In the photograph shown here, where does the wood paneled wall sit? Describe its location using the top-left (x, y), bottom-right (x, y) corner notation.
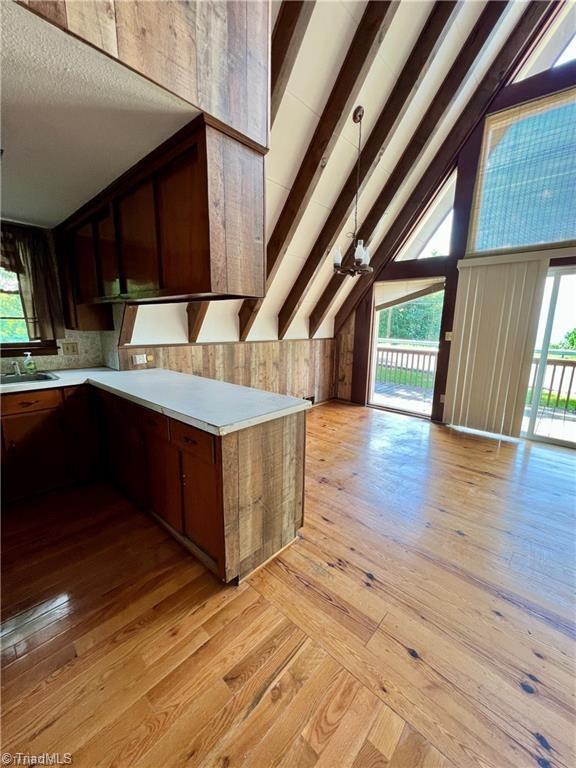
top-left (19, 0), bottom-right (269, 148)
top-left (334, 314), bottom-right (355, 401)
top-left (118, 339), bottom-right (336, 404)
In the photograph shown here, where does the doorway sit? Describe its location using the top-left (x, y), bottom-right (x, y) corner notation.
top-left (523, 267), bottom-right (576, 446)
top-left (369, 285), bottom-right (444, 417)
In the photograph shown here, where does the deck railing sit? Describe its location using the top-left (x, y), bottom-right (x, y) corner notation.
top-left (526, 356), bottom-right (576, 418)
top-left (374, 345), bottom-right (438, 391)
top-left (375, 345), bottom-right (576, 418)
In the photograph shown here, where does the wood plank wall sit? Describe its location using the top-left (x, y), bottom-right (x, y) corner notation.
top-left (19, 0), bottom-right (269, 148)
top-left (334, 314), bottom-right (355, 401)
top-left (118, 340), bottom-right (336, 404)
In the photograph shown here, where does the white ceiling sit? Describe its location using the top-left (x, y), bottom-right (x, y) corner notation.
top-left (0, 1), bottom-right (198, 227)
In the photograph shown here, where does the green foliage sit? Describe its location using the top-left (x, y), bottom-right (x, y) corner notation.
top-left (0, 266), bottom-right (29, 342)
top-left (378, 291), bottom-right (443, 341)
top-left (559, 327), bottom-right (576, 350)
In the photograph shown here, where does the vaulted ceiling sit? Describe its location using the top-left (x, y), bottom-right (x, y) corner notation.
top-left (144, 0), bottom-right (573, 346)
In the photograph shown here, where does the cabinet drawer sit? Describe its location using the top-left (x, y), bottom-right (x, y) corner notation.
top-left (137, 406), bottom-right (170, 441)
top-left (170, 419), bottom-right (215, 464)
top-left (2, 389), bottom-right (62, 415)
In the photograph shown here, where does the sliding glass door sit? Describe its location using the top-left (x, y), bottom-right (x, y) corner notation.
top-left (523, 268), bottom-right (576, 446)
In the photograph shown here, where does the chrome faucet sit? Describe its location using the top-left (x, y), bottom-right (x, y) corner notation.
top-left (11, 361), bottom-right (21, 375)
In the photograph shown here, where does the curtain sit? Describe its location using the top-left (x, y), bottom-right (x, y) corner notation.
top-left (374, 278), bottom-right (445, 312)
top-left (0, 223), bottom-right (65, 341)
top-left (444, 252), bottom-right (549, 436)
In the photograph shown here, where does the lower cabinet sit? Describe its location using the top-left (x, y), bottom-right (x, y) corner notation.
top-left (2, 386), bottom-right (305, 583)
top-left (1, 386), bottom-right (101, 502)
top-left (181, 450), bottom-right (223, 562)
top-left (145, 433), bottom-right (183, 534)
top-left (97, 391), bottom-right (225, 576)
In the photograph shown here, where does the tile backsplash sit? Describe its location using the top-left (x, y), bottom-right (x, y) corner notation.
top-left (1, 330), bottom-right (104, 373)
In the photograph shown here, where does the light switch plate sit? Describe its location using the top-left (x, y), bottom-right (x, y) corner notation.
top-left (445, 331), bottom-right (453, 342)
top-left (132, 353), bottom-right (147, 366)
top-left (61, 341), bottom-right (79, 356)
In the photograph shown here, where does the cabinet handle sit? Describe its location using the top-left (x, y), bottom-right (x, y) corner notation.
top-left (183, 436), bottom-right (197, 446)
top-left (8, 441), bottom-right (16, 450)
top-left (18, 400), bottom-right (40, 408)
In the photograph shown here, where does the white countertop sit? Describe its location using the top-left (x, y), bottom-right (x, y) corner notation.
top-left (0, 367), bottom-right (311, 435)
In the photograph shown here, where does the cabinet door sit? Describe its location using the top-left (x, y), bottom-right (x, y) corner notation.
top-left (2, 410), bottom-right (68, 501)
top-left (95, 208), bottom-right (120, 298)
top-left (98, 393), bottom-right (147, 507)
top-left (156, 148), bottom-right (210, 295)
top-left (118, 181), bottom-right (160, 296)
top-left (62, 386), bottom-right (102, 483)
top-left (72, 222), bottom-right (99, 303)
top-left (181, 452), bottom-right (223, 562)
top-left (145, 434), bottom-right (183, 533)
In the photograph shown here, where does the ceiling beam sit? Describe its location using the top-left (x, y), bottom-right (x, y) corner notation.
top-left (191, 0), bottom-right (315, 343)
top-left (333, 0), bottom-right (564, 337)
top-left (271, 0), bottom-right (317, 127)
top-left (301, 0), bottom-right (512, 340)
top-left (238, 0), bottom-right (400, 341)
top-left (277, 0), bottom-right (460, 340)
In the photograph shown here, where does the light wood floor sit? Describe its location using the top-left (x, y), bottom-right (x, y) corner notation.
top-left (2, 402), bottom-right (575, 767)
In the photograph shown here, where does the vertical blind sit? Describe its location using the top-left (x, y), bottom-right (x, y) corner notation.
top-left (444, 253), bottom-right (549, 436)
top-left (468, 87), bottom-right (576, 253)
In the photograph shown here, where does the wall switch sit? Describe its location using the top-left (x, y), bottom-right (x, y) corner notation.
top-left (132, 353), bottom-right (148, 366)
top-left (61, 341), bottom-right (79, 356)
top-left (445, 331), bottom-right (453, 342)
top-left (440, 394), bottom-right (446, 404)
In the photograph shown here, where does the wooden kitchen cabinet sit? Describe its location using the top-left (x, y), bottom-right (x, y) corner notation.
top-left (98, 393), bottom-right (148, 509)
top-left (61, 386), bottom-right (103, 483)
top-left (117, 181), bottom-right (160, 297)
top-left (56, 115), bottom-right (265, 313)
top-left (2, 384), bottom-right (305, 584)
top-left (1, 386), bottom-right (101, 501)
top-left (143, 431), bottom-right (183, 534)
top-left (181, 448), bottom-right (223, 562)
top-left (95, 206), bottom-right (120, 299)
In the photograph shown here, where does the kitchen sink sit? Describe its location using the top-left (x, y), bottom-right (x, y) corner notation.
top-left (0, 372), bottom-right (59, 384)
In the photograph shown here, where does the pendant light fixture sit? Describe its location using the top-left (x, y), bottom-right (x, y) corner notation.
top-left (333, 105), bottom-right (372, 276)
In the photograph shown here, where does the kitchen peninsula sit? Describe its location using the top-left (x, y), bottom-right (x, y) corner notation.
top-left (1, 368), bottom-right (310, 582)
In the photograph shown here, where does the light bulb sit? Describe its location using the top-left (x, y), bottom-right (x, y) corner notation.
top-left (362, 245), bottom-right (370, 265)
top-left (354, 240), bottom-right (364, 264)
top-left (332, 245), bottom-right (342, 267)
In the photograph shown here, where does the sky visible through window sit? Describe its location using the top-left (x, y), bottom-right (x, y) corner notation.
top-left (417, 210), bottom-right (453, 259)
top-left (555, 34), bottom-right (576, 67)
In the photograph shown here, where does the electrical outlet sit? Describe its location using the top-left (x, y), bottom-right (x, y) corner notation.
top-left (61, 341), bottom-right (79, 356)
top-left (132, 353), bottom-right (147, 366)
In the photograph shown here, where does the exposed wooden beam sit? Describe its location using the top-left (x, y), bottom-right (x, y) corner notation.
top-left (271, 0), bottom-right (316, 127)
top-left (304, 0), bottom-right (512, 340)
top-left (239, 0), bottom-right (400, 341)
top-left (277, 0), bottom-right (460, 340)
top-left (333, 0), bottom-right (564, 337)
top-left (191, 2), bottom-right (315, 341)
top-left (118, 304), bottom-right (138, 346)
top-left (187, 302), bottom-right (210, 342)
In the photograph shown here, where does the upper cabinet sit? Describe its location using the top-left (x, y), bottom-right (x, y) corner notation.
top-left (56, 117), bottom-right (265, 307)
top-left (19, 0), bottom-right (270, 149)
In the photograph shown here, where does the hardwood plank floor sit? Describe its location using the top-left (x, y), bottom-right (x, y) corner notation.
top-left (2, 402), bottom-right (575, 767)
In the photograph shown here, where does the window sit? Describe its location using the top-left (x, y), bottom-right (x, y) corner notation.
top-left (0, 224), bottom-right (64, 356)
top-left (415, 210), bottom-right (453, 260)
top-left (0, 265), bottom-right (39, 343)
top-left (468, 88), bottom-right (576, 253)
top-left (555, 33), bottom-right (576, 67)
